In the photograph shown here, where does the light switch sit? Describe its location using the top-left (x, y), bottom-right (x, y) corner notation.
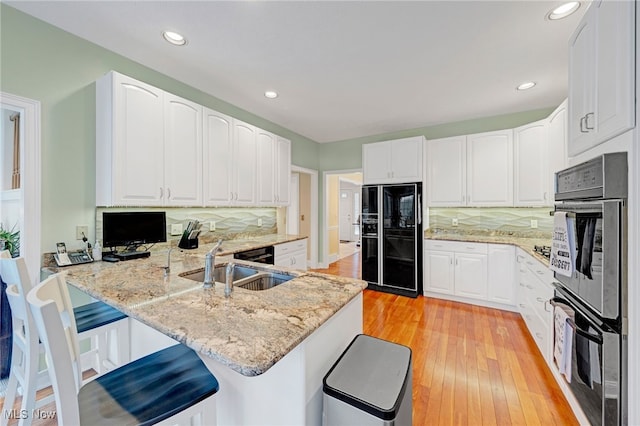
top-left (170, 223), bottom-right (183, 236)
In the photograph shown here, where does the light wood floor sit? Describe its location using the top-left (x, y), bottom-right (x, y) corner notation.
top-left (2, 252), bottom-right (576, 425)
top-left (313, 251), bottom-right (578, 425)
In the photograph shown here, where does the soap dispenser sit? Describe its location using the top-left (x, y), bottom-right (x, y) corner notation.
top-left (93, 240), bottom-right (102, 261)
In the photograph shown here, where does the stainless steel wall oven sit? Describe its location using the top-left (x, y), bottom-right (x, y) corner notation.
top-left (552, 152), bottom-right (627, 425)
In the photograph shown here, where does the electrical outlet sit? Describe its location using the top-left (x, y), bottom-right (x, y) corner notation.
top-left (530, 219), bottom-right (538, 229)
top-left (76, 225), bottom-right (89, 240)
top-left (209, 221), bottom-right (216, 231)
top-left (170, 224), bottom-right (183, 236)
top-left (452, 218), bottom-right (458, 226)
top-left (257, 218), bottom-right (263, 227)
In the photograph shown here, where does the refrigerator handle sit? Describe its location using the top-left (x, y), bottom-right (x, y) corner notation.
top-left (417, 193), bottom-right (422, 225)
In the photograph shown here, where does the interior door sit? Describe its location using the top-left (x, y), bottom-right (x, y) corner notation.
top-left (339, 189), bottom-right (354, 241)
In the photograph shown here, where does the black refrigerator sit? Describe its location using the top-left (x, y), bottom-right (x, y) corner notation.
top-left (361, 183), bottom-right (422, 298)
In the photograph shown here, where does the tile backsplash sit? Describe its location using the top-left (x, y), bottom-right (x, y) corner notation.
top-left (428, 207), bottom-right (552, 237)
top-left (96, 207), bottom-right (277, 248)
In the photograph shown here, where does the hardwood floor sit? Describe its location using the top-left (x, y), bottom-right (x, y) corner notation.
top-left (313, 252), bottom-right (578, 425)
top-left (2, 252), bottom-right (576, 425)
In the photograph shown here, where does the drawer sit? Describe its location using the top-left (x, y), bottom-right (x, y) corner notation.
top-left (274, 239), bottom-right (307, 256)
top-left (522, 308), bottom-right (550, 361)
top-left (424, 240), bottom-right (487, 254)
top-left (523, 255), bottom-right (553, 281)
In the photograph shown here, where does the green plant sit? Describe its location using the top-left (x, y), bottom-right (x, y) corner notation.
top-left (0, 223), bottom-right (20, 258)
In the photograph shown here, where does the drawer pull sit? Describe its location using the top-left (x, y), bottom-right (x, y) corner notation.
top-left (536, 332), bottom-right (544, 339)
top-left (536, 297), bottom-right (545, 303)
top-left (527, 285), bottom-right (534, 289)
top-left (519, 303), bottom-right (526, 309)
top-left (519, 282), bottom-right (525, 287)
top-left (536, 270), bottom-right (545, 275)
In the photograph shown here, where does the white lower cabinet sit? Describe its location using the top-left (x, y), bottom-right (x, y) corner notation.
top-left (487, 244), bottom-right (515, 305)
top-left (424, 240), bottom-right (489, 302)
top-left (516, 248), bottom-right (554, 363)
top-left (274, 239), bottom-right (307, 271)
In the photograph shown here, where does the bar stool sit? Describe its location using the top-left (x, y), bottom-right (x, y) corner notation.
top-left (0, 253), bottom-right (129, 426)
top-left (27, 272), bottom-right (219, 425)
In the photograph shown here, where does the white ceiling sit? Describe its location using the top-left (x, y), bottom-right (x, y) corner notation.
top-left (7, 1), bottom-right (586, 143)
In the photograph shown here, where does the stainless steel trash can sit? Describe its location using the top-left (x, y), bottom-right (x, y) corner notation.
top-left (322, 334), bottom-right (412, 425)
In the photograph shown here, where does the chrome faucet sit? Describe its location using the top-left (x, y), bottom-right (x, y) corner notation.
top-left (224, 262), bottom-right (235, 298)
top-left (203, 239), bottom-right (223, 288)
top-left (164, 247), bottom-right (175, 277)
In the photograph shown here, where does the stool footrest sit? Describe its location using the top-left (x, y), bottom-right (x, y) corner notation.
top-left (74, 301), bottom-right (127, 333)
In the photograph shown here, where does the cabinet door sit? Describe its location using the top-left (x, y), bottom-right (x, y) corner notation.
top-left (362, 142), bottom-right (391, 184)
top-left (232, 121), bottom-right (257, 205)
top-left (390, 137), bottom-right (423, 183)
top-left (203, 108), bottom-right (233, 205)
top-left (547, 100), bottom-right (567, 198)
top-left (256, 130), bottom-right (276, 204)
top-left (164, 94), bottom-right (202, 206)
top-left (466, 130), bottom-right (513, 206)
top-left (290, 250), bottom-right (307, 270)
top-left (487, 245), bottom-right (515, 305)
top-left (568, 10), bottom-right (595, 156)
top-left (454, 253), bottom-right (488, 300)
top-left (424, 250), bottom-right (454, 295)
top-left (112, 73), bottom-right (164, 205)
top-left (426, 136), bottom-right (466, 206)
top-left (593, 0), bottom-right (635, 144)
top-left (275, 137), bottom-right (291, 205)
top-left (514, 120), bottom-right (549, 206)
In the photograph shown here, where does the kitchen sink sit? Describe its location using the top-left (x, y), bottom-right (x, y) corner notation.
top-left (236, 272), bottom-right (293, 291)
top-left (179, 265), bottom-right (259, 283)
top-left (179, 265), bottom-right (293, 290)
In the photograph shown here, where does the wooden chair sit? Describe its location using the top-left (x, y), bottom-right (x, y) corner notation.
top-left (0, 253), bottom-right (129, 426)
top-left (26, 272), bottom-right (219, 425)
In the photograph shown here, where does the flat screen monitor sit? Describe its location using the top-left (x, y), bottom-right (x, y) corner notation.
top-left (102, 211), bottom-right (167, 249)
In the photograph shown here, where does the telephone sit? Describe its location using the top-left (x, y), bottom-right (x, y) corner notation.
top-left (54, 242), bottom-right (94, 267)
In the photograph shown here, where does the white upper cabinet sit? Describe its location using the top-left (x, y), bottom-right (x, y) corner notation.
top-left (203, 108), bottom-right (233, 206)
top-left (547, 100), bottom-right (568, 199)
top-left (568, 0), bottom-right (635, 156)
top-left (513, 120), bottom-right (549, 206)
top-left (426, 130), bottom-right (512, 207)
top-left (256, 130), bottom-right (276, 205)
top-left (97, 71), bottom-right (290, 208)
top-left (363, 136), bottom-right (423, 184)
top-left (164, 94), bottom-right (202, 206)
top-left (231, 121), bottom-right (257, 205)
top-left (97, 71), bottom-right (167, 206)
top-left (426, 136), bottom-right (466, 206)
top-left (466, 130), bottom-right (513, 206)
top-left (275, 136), bottom-right (291, 205)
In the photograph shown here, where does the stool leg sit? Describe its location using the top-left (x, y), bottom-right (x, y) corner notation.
top-left (1, 347), bottom-right (21, 426)
top-left (17, 337), bottom-right (40, 426)
top-left (115, 319), bottom-right (130, 366)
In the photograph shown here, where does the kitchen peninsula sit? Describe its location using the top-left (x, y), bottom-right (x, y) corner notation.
top-left (46, 238), bottom-right (367, 425)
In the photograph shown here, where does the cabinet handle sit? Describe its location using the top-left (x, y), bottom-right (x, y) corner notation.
top-left (519, 303), bottom-right (526, 308)
top-left (535, 332), bottom-right (544, 339)
top-left (160, 187), bottom-right (164, 198)
top-left (466, 246), bottom-right (475, 250)
top-left (544, 300), bottom-right (552, 312)
top-left (543, 192), bottom-right (547, 201)
top-left (536, 270), bottom-right (545, 275)
top-left (519, 282), bottom-right (526, 287)
top-left (585, 112), bottom-right (595, 130)
top-left (167, 188), bottom-right (171, 199)
top-left (536, 297), bottom-right (545, 303)
top-left (527, 285), bottom-right (534, 289)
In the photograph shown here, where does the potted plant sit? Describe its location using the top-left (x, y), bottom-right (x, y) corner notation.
top-left (0, 223), bottom-right (20, 258)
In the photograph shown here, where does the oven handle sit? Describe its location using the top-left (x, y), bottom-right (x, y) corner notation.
top-left (549, 211), bottom-right (576, 217)
top-left (550, 297), bottom-right (604, 344)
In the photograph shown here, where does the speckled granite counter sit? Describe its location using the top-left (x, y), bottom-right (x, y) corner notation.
top-left (45, 236), bottom-right (366, 377)
top-left (424, 229), bottom-right (552, 266)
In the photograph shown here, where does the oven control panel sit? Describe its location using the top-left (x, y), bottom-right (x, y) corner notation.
top-left (555, 152), bottom-right (627, 200)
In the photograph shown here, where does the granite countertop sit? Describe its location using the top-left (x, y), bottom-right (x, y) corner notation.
top-left (424, 229), bottom-right (551, 265)
top-left (46, 235), bottom-right (366, 377)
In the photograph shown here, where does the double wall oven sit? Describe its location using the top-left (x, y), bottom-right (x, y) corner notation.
top-left (551, 152), bottom-right (627, 425)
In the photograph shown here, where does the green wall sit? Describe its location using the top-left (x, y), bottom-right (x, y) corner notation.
top-left (0, 4), bottom-right (318, 253)
top-left (1, 4), bottom-right (560, 263)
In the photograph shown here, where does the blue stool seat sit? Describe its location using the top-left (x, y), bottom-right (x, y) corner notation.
top-left (78, 343), bottom-right (219, 426)
top-left (73, 301), bottom-right (127, 333)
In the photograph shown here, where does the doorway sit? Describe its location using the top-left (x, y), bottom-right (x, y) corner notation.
top-left (289, 166), bottom-right (318, 268)
top-left (323, 171), bottom-right (362, 266)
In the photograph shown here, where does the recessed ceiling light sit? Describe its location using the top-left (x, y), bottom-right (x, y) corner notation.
top-left (162, 31), bottom-right (187, 46)
top-left (264, 91), bottom-right (278, 99)
top-left (517, 81), bottom-right (536, 91)
top-left (547, 2), bottom-right (580, 20)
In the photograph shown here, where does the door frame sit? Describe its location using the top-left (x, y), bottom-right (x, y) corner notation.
top-left (0, 92), bottom-right (41, 284)
top-left (291, 165), bottom-right (318, 268)
top-left (322, 169), bottom-right (362, 268)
